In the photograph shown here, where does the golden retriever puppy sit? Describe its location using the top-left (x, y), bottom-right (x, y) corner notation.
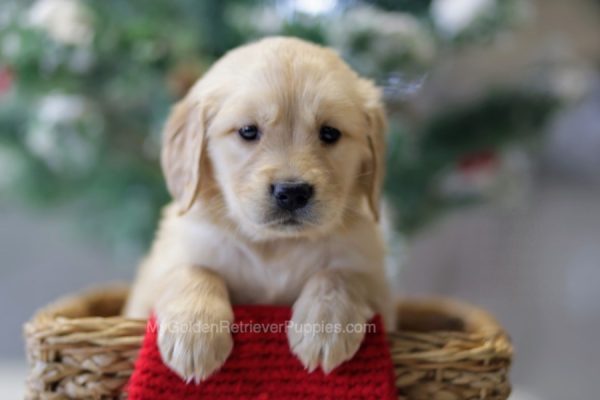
top-left (124, 36), bottom-right (394, 383)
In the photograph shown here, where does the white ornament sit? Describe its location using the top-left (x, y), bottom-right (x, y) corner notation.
top-left (287, 0), bottom-right (337, 16)
top-left (25, 93), bottom-right (102, 174)
top-left (37, 93), bottom-right (87, 125)
top-left (431, 0), bottom-right (495, 37)
top-left (27, 0), bottom-right (93, 46)
top-left (326, 6), bottom-right (435, 76)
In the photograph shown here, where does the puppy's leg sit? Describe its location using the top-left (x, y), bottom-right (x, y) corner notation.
top-left (155, 266), bottom-right (234, 383)
top-left (288, 269), bottom-right (393, 373)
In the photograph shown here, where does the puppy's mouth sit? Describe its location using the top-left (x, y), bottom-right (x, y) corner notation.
top-left (265, 216), bottom-right (305, 228)
top-left (281, 218), bottom-right (302, 226)
top-left (262, 209), bottom-right (316, 231)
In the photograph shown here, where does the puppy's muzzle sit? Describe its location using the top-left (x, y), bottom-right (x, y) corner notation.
top-left (270, 182), bottom-right (314, 212)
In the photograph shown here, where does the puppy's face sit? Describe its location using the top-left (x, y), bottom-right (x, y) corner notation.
top-left (162, 38), bottom-right (386, 240)
top-left (210, 88), bottom-right (366, 238)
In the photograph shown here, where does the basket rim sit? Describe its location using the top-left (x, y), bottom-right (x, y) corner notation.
top-left (25, 284), bottom-right (507, 338)
top-left (394, 296), bottom-right (504, 336)
top-left (24, 283), bottom-right (137, 334)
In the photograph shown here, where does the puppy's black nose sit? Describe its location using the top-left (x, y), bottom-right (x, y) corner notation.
top-left (271, 182), bottom-right (314, 211)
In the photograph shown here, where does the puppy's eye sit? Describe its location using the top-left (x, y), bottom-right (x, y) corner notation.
top-left (319, 126), bottom-right (341, 144)
top-left (238, 125), bottom-right (260, 141)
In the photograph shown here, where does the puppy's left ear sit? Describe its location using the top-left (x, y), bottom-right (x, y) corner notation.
top-left (359, 79), bottom-right (387, 222)
top-left (161, 96), bottom-right (206, 214)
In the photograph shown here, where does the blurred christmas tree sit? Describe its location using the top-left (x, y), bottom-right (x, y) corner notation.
top-left (0, 0), bottom-right (559, 260)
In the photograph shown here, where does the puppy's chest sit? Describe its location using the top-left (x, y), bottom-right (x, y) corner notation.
top-left (182, 229), bottom-right (328, 305)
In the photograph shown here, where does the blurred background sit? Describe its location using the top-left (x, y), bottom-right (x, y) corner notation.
top-left (0, 0), bottom-right (599, 398)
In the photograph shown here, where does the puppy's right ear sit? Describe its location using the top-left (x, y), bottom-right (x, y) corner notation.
top-left (161, 97), bottom-right (205, 214)
top-left (358, 79), bottom-right (387, 223)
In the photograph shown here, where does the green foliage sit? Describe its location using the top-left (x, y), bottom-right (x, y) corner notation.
top-left (0, 0), bottom-right (559, 259)
top-left (386, 91), bottom-right (558, 233)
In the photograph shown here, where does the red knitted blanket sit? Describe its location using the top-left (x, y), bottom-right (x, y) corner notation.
top-left (127, 306), bottom-right (396, 399)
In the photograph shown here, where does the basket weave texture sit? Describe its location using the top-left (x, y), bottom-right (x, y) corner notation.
top-left (24, 286), bottom-right (512, 400)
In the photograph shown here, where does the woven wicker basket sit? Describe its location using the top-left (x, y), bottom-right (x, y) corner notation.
top-left (24, 285), bottom-right (512, 400)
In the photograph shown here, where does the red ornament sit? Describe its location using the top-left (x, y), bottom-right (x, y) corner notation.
top-left (458, 149), bottom-right (498, 173)
top-left (0, 67), bottom-right (13, 94)
top-left (128, 306), bottom-right (397, 400)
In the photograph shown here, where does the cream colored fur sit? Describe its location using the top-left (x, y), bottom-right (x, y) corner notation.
top-left (124, 37), bottom-right (394, 383)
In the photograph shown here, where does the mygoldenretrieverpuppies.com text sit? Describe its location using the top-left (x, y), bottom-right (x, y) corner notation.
top-left (151, 320), bottom-right (377, 336)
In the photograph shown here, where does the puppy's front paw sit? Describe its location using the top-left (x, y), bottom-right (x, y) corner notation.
top-left (287, 298), bottom-right (370, 373)
top-left (157, 306), bottom-right (233, 383)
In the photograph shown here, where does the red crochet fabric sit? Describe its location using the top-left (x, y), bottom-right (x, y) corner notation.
top-left (127, 306), bottom-right (396, 399)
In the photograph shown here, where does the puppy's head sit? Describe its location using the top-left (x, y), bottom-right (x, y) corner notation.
top-left (162, 37), bottom-right (386, 240)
